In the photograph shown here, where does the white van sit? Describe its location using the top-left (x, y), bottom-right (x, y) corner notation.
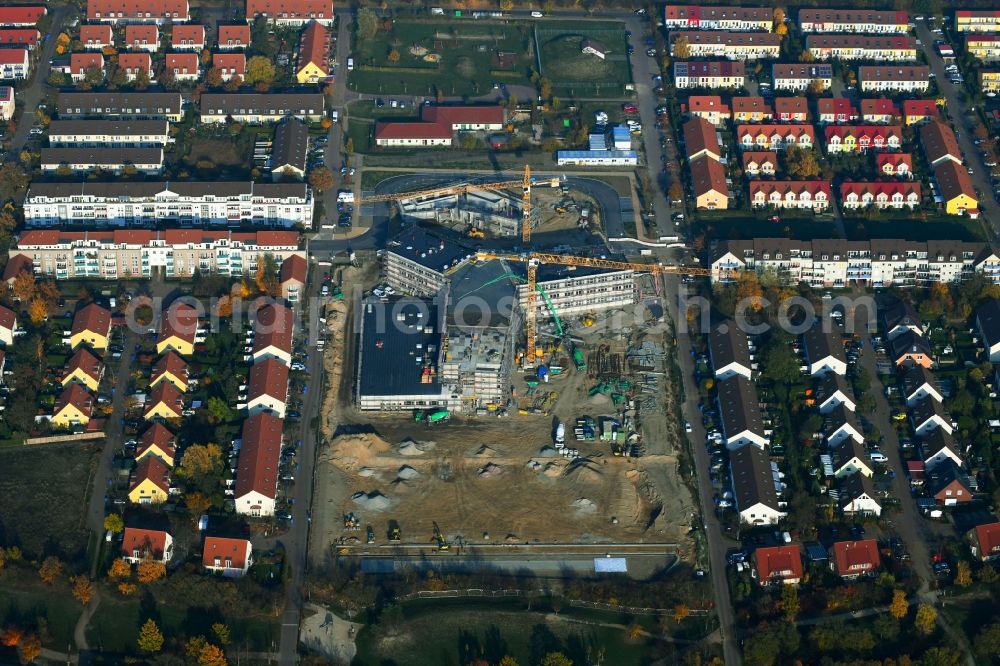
top-left (347, 57), bottom-right (354, 71)
top-left (431, 7), bottom-right (444, 14)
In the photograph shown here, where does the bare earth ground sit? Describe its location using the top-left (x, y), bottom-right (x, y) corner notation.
top-left (299, 602), bottom-right (363, 665)
top-left (310, 267), bottom-right (695, 567)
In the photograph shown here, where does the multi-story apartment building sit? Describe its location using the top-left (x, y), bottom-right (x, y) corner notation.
top-left (955, 10), bottom-right (1000, 33)
top-left (10, 229), bottom-right (304, 281)
top-left (58, 92), bottom-right (183, 120)
top-left (859, 66), bottom-right (930, 93)
top-left (772, 63), bottom-right (833, 91)
top-left (806, 35), bottom-right (917, 61)
top-left (840, 182), bottom-right (921, 209)
top-left (749, 181), bottom-right (832, 210)
top-left (0, 49), bottom-right (29, 80)
top-left (663, 5), bottom-right (773, 31)
top-left (670, 31), bottom-right (781, 59)
top-left (737, 124), bottom-right (815, 150)
top-left (798, 9), bottom-right (909, 33)
top-left (824, 125), bottom-right (903, 153)
top-left (673, 60), bottom-right (746, 89)
top-left (199, 93), bottom-right (325, 123)
top-left (967, 34), bottom-right (1000, 62)
top-left (23, 182), bottom-right (313, 228)
top-left (47, 120), bottom-right (170, 147)
top-left (710, 238), bottom-right (1000, 286)
top-left (981, 70), bottom-right (1000, 93)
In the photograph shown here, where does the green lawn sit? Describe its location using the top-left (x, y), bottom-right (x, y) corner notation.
top-left (694, 212), bottom-right (838, 241)
top-left (353, 599), bottom-right (661, 666)
top-left (349, 18), bottom-right (534, 97)
top-left (537, 21), bottom-right (633, 97)
top-left (347, 117), bottom-right (375, 155)
top-left (0, 445), bottom-right (98, 562)
top-left (0, 580), bottom-right (82, 649)
top-left (844, 216), bottom-right (986, 241)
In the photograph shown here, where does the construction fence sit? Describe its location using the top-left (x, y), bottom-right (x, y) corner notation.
top-left (395, 587), bottom-right (711, 616)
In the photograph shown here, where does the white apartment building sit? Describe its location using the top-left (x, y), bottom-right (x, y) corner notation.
top-left (859, 66), bottom-right (930, 93)
top-left (47, 119), bottom-right (170, 146)
top-left (673, 60), bottom-right (746, 89)
top-left (23, 181), bottom-right (313, 228)
top-left (798, 9), bottom-right (910, 33)
top-left (772, 63), bottom-right (833, 91)
top-left (0, 86), bottom-right (14, 121)
top-left (806, 35), bottom-right (917, 61)
top-left (710, 238), bottom-right (1000, 287)
top-left (670, 31), bottom-right (781, 59)
top-left (663, 5), bottom-right (774, 31)
top-left (11, 229), bottom-right (304, 281)
top-left (0, 49), bottom-right (29, 80)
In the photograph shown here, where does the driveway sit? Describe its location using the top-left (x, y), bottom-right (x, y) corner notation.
top-left (915, 19), bottom-right (1000, 235)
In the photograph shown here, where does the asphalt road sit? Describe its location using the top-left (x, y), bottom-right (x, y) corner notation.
top-left (915, 19), bottom-right (999, 236)
top-left (8, 4), bottom-right (68, 156)
top-left (276, 273), bottom-right (326, 665)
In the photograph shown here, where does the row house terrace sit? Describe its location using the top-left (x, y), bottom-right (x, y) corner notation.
top-left (772, 63), bottom-right (833, 91)
top-left (749, 180), bottom-right (832, 210)
top-left (824, 125), bottom-right (903, 153)
top-left (955, 10), bottom-right (1000, 33)
top-left (817, 98), bottom-right (859, 124)
top-left (806, 35), bottom-right (917, 61)
top-left (663, 5), bottom-right (774, 32)
top-left (245, 0), bottom-right (334, 25)
top-left (840, 182), bottom-right (922, 209)
top-left (11, 229), bottom-right (304, 280)
top-left (673, 60), bottom-right (745, 89)
top-left (877, 153), bottom-right (913, 178)
top-left (798, 9), bottom-right (910, 34)
top-left (709, 239), bottom-right (1000, 287)
top-left (737, 124), bottom-right (815, 150)
top-left (670, 31), bottom-right (781, 59)
top-left (967, 35), bottom-right (1000, 62)
top-left (87, 0), bottom-right (190, 23)
top-left (732, 96), bottom-right (773, 122)
top-left (859, 66), bottom-right (930, 93)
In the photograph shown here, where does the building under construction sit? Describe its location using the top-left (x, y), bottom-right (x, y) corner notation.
top-left (398, 189), bottom-right (535, 237)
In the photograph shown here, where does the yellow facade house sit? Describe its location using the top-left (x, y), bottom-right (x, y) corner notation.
top-left (69, 303), bottom-right (112, 352)
top-left (143, 381), bottom-right (184, 421)
top-left (136, 423), bottom-right (177, 468)
top-left (156, 303), bottom-right (198, 356)
top-left (51, 383), bottom-right (93, 429)
top-left (295, 21), bottom-right (328, 84)
top-left (62, 347), bottom-right (104, 392)
top-left (128, 456), bottom-right (170, 504)
top-left (150, 351), bottom-right (189, 392)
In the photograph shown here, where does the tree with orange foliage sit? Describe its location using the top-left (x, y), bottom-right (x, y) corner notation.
top-left (28, 297), bottom-right (48, 324)
top-left (185, 491), bottom-right (213, 519)
top-left (118, 582), bottom-right (138, 596)
top-left (136, 560), bottom-right (166, 584)
top-left (11, 271), bottom-right (35, 302)
top-left (216, 295), bottom-right (234, 317)
top-left (17, 633), bottom-right (40, 665)
top-left (38, 556), bottom-right (62, 584)
top-left (197, 642), bottom-right (228, 666)
top-left (1, 626), bottom-right (23, 647)
top-left (71, 576), bottom-right (94, 605)
top-left (108, 559), bottom-right (132, 580)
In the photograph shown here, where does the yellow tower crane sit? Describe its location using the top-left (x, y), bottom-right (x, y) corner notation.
top-left (355, 166), bottom-right (552, 241)
top-left (472, 251), bottom-right (715, 365)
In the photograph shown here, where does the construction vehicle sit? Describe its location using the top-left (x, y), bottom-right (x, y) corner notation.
top-left (467, 227), bottom-right (486, 239)
top-left (466, 251), bottom-right (715, 367)
top-left (573, 348), bottom-right (587, 370)
top-left (355, 165), bottom-right (559, 243)
top-left (366, 525), bottom-right (375, 544)
top-left (388, 520), bottom-right (401, 541)
top-left (343, 513), bottom-right (360, 530)
top-left (432, 521), bottom-right (450, 551)
top-left (413, 408), bottom-right (450, 424)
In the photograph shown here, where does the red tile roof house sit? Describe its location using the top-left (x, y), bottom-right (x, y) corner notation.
top-left (79, 24), bottom-right (113, 50)
top-left (830, 539), bottom-right (881, 580)
top-left (737, 124), bottom-right (815, 150)
top-left (2, 255), bottom-right (31, 287)
top-left (171, 24), bottom-right (204, 50)
top-left (234, 412), bottom-right (283, 517)
top-left (774, 96), bottom-right (810, 122)
top-left (87, 0), bottom-right (191, 24)
top-left (840, 181), bottom-right (921, 210)
top-left (121, 527), bottom-right (173, 564)
top-left (0, 5), bottom-right (46, 26)
top-left (144, 380), bottom-right (185, 421)
top-left (753, 545), bottom-right (803, 586)
top-left (71, 303), bottom-right (112, 351)
top-left (279, 254), bottom-right (307, 302)
top-left (203, 536), bottom-right (253, 576)
top-left (245, 0), bottom-right (334, 26)
top-left (68, 53), bottom-right (105, 82)
top-left (136, 422), bottom-right (177, 467)
top-left (296, 20), bottom-right (329, 82)
top-left (118, 52), bottom-right (153, 81)
top-left (817, 97), bottom-right (858, 124)
top-left (213, 52), bottom-right (245, 81)
top-left (903, 99), bottom-right (939, 126)
top-left (157, 302), bottom-right (198, 354)
top-left (217, 24), bottom-right (250, 50)
top-left (164, 52), bottom-right (199, 81)
top-left (824, 125), bottom-right (903, 153)
top-left (246, 358), bottom-right (289, 417)
top-left (859, 98), bottom-right (901, 124)
top-left (374, 106), bottom-right (505, 148)
top-left (63, 347), bottom-right (105, 388)
top-left (0, 48), bottom-right (30, 79)
top-left (129, 455), bottom-right (171, 504)
top-left (877, 153), bottom-right (914, 178)
top-left (0, 28), bottom-right (39, 49)
top-left (150, 351), bottom-right (189, 391)
top-left (374, 121), bottom-right (453, 147)
top-left (685, 95), bottom-right (730, 126)
top-left (252, 303), bottom-right (294, 365)
top-left (750, 180), bottom-right (833, 210)
top-left (124, 24), bottom-right (159, 51)
top-left (969, 522), bottom-right (1000, 562)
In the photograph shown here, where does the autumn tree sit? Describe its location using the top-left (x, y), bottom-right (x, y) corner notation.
top-left (807, 78), bottom-right (826, 95)
top-left (104, 513), bottom-right (124, 534)
top-left (773, 8), bottom-right (786, 24)
top-left (308, 166), bottom-right (335, 193)
top-left (784, 145), bottom-right (821, 179)
top-left (255, 253), bottom-right (280, 296)
top-left (776, 23), bottom-right (789, 38)
top-left (38, 556), bottom-right (62, 584)
top-left (914, 603), bottom-right (937, 635)
top-left (17, 633), bottom-right (40, 665)
top-left (387, 48), bottom-right (400, 63)
top-left (673, 604), bottom-right (690, 623)
top-left (539, 77), bottom-right (552, 101)
top-left (177, 443), bottom-right (224, 491)
top-left (245, 56), bottom-right (276, 86)
top-left (500, 0), bottom-right (513, 11)
top-left (1, 627), bottom-right (23, 647)
top-left (357, 8), bottom-right (379, 41)
top-left (185, 491), bottom-right (213, 518)
top-left (118, 582), bottom-right (138, 596)
top-left (71, 576), bottom-right (94, 605)
top-left (890, 590), bottom-right (908, 619)
top-left (668, 182), bottom-right (684, 202)
top-left (137, 619), bottom-right (164, 653)
top-left (137, 560), bottom-right (166, 584)
top-left (540, 653), bottom-right (572, 666)
top-left (205, 67), bottom-right (223, 88)
top-left (0, 162), bottom-right (29, 202)
top-left (198, 642), bottom-right (228, 666)
top-left (108, 559), bottom-right (132, 580)
top-left (498, 658), bottom-right (519, 666)
top-left (735, 270), bottom-right (765, 312)
top-left (781, 584), bottom-right (800, 622)
top-left (212, 623), bottom-right (231, 646)
top-left (11, 271), bottom-right (36, 302)
top-left (955, 560), bottom-right (972, 587)
top-left (672, 35), bottom-right (691, 59)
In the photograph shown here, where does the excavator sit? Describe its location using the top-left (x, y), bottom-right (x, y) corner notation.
top-left (432, 521), bottom-right (450, 551)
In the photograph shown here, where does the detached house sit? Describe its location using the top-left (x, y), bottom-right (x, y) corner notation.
top-left (753, 545), bottom-right (803, 586)
top-left (156, 303), bottom-right (198, 356)
top-left (144, 381), bottom-right (184, 421)
top-left (737, 124), bottom-right (815, 150)
top-left (690, 159), bottom-right (729, 210)
top-left (295, 20), bottom-right (329, 83)
top-left (217, 24), bottom-right (250, 50)
top-left (708, 320), bottom-right (752, 380)
top-left (926, 459), bottom-right (976, 506)
top-left (877, 153), bottom-right (913, 178)
top-left (121, 528), bottom-right (173, 564)
top-left (716, 375), bottom-right (767, 450)
top-left (70, 303), bottom-right (112, 351)
top-left (934, 161), bottom-right (979, 217)
top-left (279, 254), bottom-right (307, 303)
top-left (68, 53), bottom-right (105, 83)
top-left (840, 182), bottom-right (921, 210)
top-left (910, 394), bottom-right (952, 436)
top-left (839, 472), bottom-right (882, 517)
top-left (252, 303), bottom-right (294, 365)
top-left (968, 522), bottom-right (1000, 562)
top-left (890, 330), bottom-right (934, 369)
top-left (128, 455), bottom-right (170, 505)
top-left (882, 300), bottom-right (924, 341)
top-left (802, 320), bottom-right (848, 376)
top-left (213, 52), bottom-right (246, 81)
top-left (683, 117), bottom-right (723, 162)
top-left (150, 351), bottom-right (189, 391)
top-left (136, 422), bottom-right (177, 467)
top-left (831, 539), bottom-right (880, 580)
top-left (52, 384), bottom-right (94, 429)
top-left (202, 536), bottom-right (253, 577)
top-left (62, 347), bottom-right (104, 391)
top-left (246, 358), bottom-right (289, 417)
top-left (731, 444), bottom-right (785, 526)
top-left (124, 24), bottom-right (159, 51)
top-left (165, 53), bottom-right (199, 81)
top-left (79, 25), bottom-right (113, 50)
top-left (825, 403), bottom-right (864, 447)
top-left (118, 52), bottom-right (153, 81)
top-left (920, 427), bottom-right (963, 472)
top-left (750, 181), bottom-right (832, 210)
top-left (831, 438), bottom-right (874, 478)
top-left (976, 300), bottom-right (1000, 361)
top-left (234, 412), bottom-right (283, 517)
top-left (816, 373), bottom-right (856, 414)
top-left (742, 151), bottom-right (777, 177)
top-left (902, 365), bottom-right (942, 406)
top-left (171, 24), bottom-right (204, 50)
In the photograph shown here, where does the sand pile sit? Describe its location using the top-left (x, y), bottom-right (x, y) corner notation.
top-left (398, 438), bottom-right (436, 456)
top-left (477, 463), bottom-right (504, 479)
top-left (351, 490), bottom-right (392, 510)
top-left (542, 461), bottom-right (565, 477)
top-left (571, 498), bottom-right (597, 514)
top-left (330, 434), bottom-right (391, 469)
top-left (537, 446), bottom-right (559, 457)
top-left (358, 467), bottom-right (376, 478)
top-left (565, 459), bottom-right (603, 483)
top-left (396, 465), bottom-right (420, 480)
top-left (473, 444), bottom-right (497, 457)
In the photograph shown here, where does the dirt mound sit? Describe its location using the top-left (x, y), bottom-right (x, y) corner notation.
top-left (571, 498), bottom-right (597, 514)
top-left (542, 461), bottom-right (565, 477)
top-left (626, 469), bottom-right (664, 530)
top-left (357, 467), bottom-right (377, 478)
top-left (477, 463), bottom-right (504, 479)
top-left (471, 444), bottom-right (498, 457)
top-left (537, 446), bottom-right (559, 457)
top-left (351, 490), bottom-right (392, 511)
top-left (396, 465), bottom-right (420, 480)
top-left (398, 438), bottom-right (436, 456)
top-left (564, 458), bottom-right (603, 483)
top-left (330, 434), bottom-right (392, 470)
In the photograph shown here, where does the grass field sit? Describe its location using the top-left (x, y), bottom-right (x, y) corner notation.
top-left (349, 18), bottom-right (534, 97)
top-left (353, 599), bottom-right (661, 666)
top-left (0, 444), bottom-right (98, 562)
top-left (537, 21), bottom-right (632, 97)
top-left (843, 216), bottom-right (986, 242)
top-left (0, 579), bottom-right (82, 648)
top-left (694, 212), bottom-right (839, 241)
